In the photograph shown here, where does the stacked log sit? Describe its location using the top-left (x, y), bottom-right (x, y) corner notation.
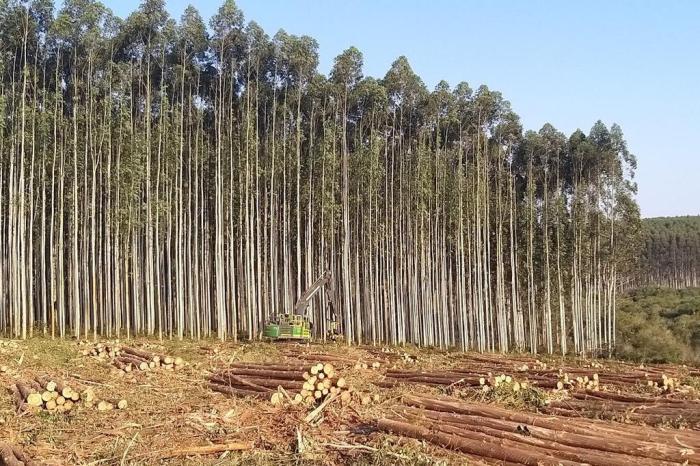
top-left (10, 375), bottom-right (127, 414)
top-left (378, 395), bottom-right (700, 465)
top-left (81, 341), bottom-right (122, 360)
top-left (0, 442), bottom-right (35, 466)
top-left (84, 343), bottom-right (185, 374)
top-left (11, 375), bottom-right (82, 413)
top-left (209, 362), bottom-right (353, 406)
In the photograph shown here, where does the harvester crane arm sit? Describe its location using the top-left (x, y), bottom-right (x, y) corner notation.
top-left (293, 270), bottom-right (332, 316)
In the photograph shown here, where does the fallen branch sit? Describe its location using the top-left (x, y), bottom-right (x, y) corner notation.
top-left (156, 442), bottom-right (253, 459)
top-left (305, 392), bottom-right (340, 423)
top-left (320, 442), bottom-right (411, 461)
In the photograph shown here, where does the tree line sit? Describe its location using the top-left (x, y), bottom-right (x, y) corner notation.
top-left (635, 216), bottom-right (700, 289)
top-left (0, 0), bottom-right (640, 354)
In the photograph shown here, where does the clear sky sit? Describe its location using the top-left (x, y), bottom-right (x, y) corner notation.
top-left (103, 0), bottom-right (700, 218)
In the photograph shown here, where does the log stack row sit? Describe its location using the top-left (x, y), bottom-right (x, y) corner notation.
top-left (285, 351), bottom-right (383, 371)
top-left (379, 365), bottom-right (688, 395)
top-left (208, 361), bottom-right (354, 406)
top-left (378, 395), bottom-right (700, 466)
top-left (376, 369), bottom-right (484, 389)
top-left (0, 442), bottom-right (35, 466)
top-left (377, 365), bottom-right (699, 426)
top-left (543, 389), bottom-right (700, 427)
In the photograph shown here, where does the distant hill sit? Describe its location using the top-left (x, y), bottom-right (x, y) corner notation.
top-left (639, 216), bottom-right (700, 288)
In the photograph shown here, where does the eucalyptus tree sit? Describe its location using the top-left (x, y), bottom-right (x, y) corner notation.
top-left (330, 46), bottom-right (362, 344)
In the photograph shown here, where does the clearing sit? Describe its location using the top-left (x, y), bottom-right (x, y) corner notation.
top-left (1, 338), bottom-right (699, 465)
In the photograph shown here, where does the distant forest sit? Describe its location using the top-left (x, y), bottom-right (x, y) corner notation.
top-left (638, 216), bottom-right (700, 288)
top-left (617, 287), bottom-right (700, 363)
top-left (0, 0), bottom-right (640, 355)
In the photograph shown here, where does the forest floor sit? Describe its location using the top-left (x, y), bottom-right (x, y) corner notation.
top-left (1, 337), bottom-right (699, 465)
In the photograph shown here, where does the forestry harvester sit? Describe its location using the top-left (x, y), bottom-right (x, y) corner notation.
top-left (263, 270), bottom-right (342, 341)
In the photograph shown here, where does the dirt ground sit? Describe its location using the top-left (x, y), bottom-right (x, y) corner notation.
top-left (0, 337), bottom-right (698, 465)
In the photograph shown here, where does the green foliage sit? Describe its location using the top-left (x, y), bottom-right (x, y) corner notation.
top-left (616, 287), bottom-right (700, 363)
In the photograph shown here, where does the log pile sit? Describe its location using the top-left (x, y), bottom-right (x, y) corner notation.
top-left (378, 395), bottom-right (700, 465)
top-left (9, 375), bottom-right (127, 414)
top-left (81, 341), bottom-right (122, 360)
top-left (208, 361), bottom-right (357, 407)
top-left (11, 375), bottom-right (83, 413)
top-left (0, 442), bottom-right (35, 466)
top-left (83, 342), bottom-right (185, 374)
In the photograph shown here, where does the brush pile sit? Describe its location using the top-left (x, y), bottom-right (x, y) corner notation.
top-left (0, 442), bottom-right (35, 466)
top-left (0, 340), bottom-right (18, 354)
top-left (208, 361), bottom-right (355, 407)
top-left (479, 374), bottom-right (529, 393)
top-left (82, 342), bottom-right (185, 374)
top-left (379, 395), bottom-right (700, 465)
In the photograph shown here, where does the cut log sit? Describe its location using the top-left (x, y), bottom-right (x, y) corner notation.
top-left (121, 346), bottom-right (153, 360)
top-left (209, 382), bottom-right (267, 399)
top-left (402, 407), bottom-right (687, 465)
top-left (209, 375), bottom-right (300, 391)
top-left (218, 368), bottom-right (306, 381)
top-left (0, 443), bottom-right (25, 466)
top-left (378, 418), bottom-right (577, 466)
top-left (208, 374), bottom-right (274, 393)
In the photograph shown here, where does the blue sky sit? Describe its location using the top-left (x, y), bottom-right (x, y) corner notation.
top-left (104, 0), bottom-right (699, 218)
